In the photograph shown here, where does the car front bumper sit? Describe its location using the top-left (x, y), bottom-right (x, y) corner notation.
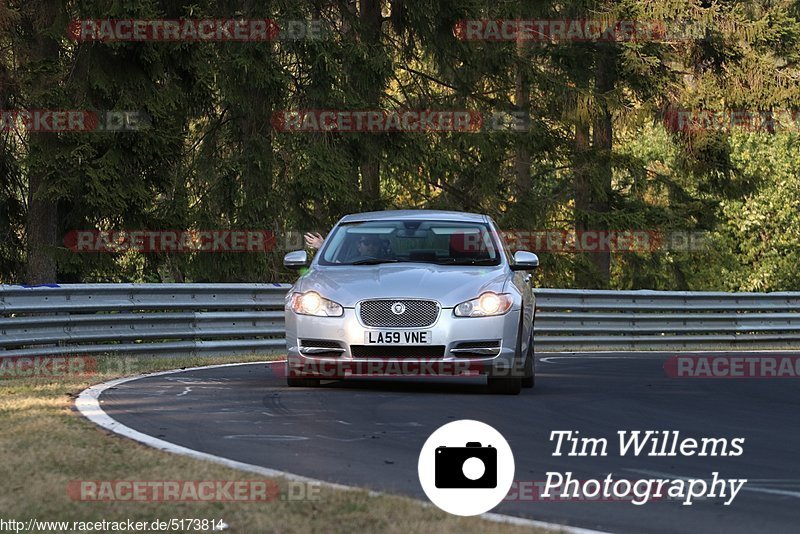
top-left (285, 306), bottom-right (525, 379)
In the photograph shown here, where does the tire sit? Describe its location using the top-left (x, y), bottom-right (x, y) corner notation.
top-left (287, 377), bottom-right (320, 387)
top-left (486, 308), bottom-right (525, 394)
top-left (522, 332), bottom-right (535, 389)
top-left (488, 376), bottom-right (522, 395)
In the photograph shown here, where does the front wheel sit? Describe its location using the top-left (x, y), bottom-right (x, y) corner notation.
top-left (522, 334), bottom-right (535, 389)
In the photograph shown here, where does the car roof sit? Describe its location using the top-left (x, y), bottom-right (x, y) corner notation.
top-left (338, 210), bottom-right (489, 224)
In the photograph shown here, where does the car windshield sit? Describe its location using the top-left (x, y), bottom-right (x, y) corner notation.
top-left (317, 220), bottom-right (502, 266)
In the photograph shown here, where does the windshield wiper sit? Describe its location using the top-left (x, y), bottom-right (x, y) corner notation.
top-left (434, 258), bottom-right (499, 265)
top-left (349, 258), bottom-right (401, 265)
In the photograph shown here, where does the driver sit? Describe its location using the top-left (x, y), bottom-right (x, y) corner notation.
top-left (352, 234), bottom-right (383, 260)
top-left (305, 231), bottom-right (391, 262)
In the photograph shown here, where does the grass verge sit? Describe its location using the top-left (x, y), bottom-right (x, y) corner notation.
top-left (0, 354), bottom-right (557, 533)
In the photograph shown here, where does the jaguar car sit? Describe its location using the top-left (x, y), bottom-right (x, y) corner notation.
top-left (282, 210), bottom-right (539, 394)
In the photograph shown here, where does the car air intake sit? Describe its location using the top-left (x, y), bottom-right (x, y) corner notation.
top-left (299, 339), bottom-right (345, 357)
top-left (359, 299), bottom-right (439, 327)
top-left (450, 340), bottom-right (502, 357)
top-left (350, 345), bottom-right (445, 359)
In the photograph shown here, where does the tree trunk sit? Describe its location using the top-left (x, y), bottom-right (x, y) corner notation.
top-left (590, 46), bottom-right (615, 288)
top-left (574, 45), bottom-right (615, 289)
top-left (357, 0), bottom-right (383, 210)
top-left (573, 118), bottom-right (592, 287)
top-left (26, 151), bottom-right (59, 284)
top-left (514, 37), bottom-right (531, 200)
top-left (23, 0), bottom-right (60, 284)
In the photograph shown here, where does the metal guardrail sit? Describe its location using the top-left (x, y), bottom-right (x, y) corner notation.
top-left (0, 284), bottom-right (288, 358)
top-left (1, 284), bottom-right (798, 357)
top-left (534, 289), bottom-right (800, 350)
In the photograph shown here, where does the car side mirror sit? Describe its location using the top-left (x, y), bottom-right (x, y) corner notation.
top-left (283, 250), bottom-right (310, 270)
top-left (510, 250), bottom-right (539, 271)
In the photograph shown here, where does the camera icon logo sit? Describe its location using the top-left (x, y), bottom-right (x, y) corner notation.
top-left (418, 420), bottom-right (514, 516)
top-left (435, 442), bottom-right (497, 488)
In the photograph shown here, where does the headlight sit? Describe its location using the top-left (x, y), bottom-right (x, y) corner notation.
top-left (454, 292), bottom-right (513, 317)
top-left (290, 291), bottom-right (343, 317)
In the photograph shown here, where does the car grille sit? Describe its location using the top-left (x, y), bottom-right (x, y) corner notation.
top-left (359, 299), bottom-right (439, 327)
top-left (350, 345), bottom-right (446, 359)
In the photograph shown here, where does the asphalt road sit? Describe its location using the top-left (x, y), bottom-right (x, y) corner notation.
top-left (98, 355), bottom-right (800, 534)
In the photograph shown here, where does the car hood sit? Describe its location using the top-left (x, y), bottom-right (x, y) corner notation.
top-left (294, 263), bottom-right (510, 307)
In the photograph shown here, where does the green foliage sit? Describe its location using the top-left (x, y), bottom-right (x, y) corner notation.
top-left (711, 132), bottom-right (800, 291)
top-left (1, 0), bottom-right (798, 289)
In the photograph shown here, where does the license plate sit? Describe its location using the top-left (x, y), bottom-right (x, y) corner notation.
top-left (364, 330), bottom-right (431, 345)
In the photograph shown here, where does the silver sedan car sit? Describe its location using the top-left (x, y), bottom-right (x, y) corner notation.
top-left (282, 210), bottom-right (539, 394)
